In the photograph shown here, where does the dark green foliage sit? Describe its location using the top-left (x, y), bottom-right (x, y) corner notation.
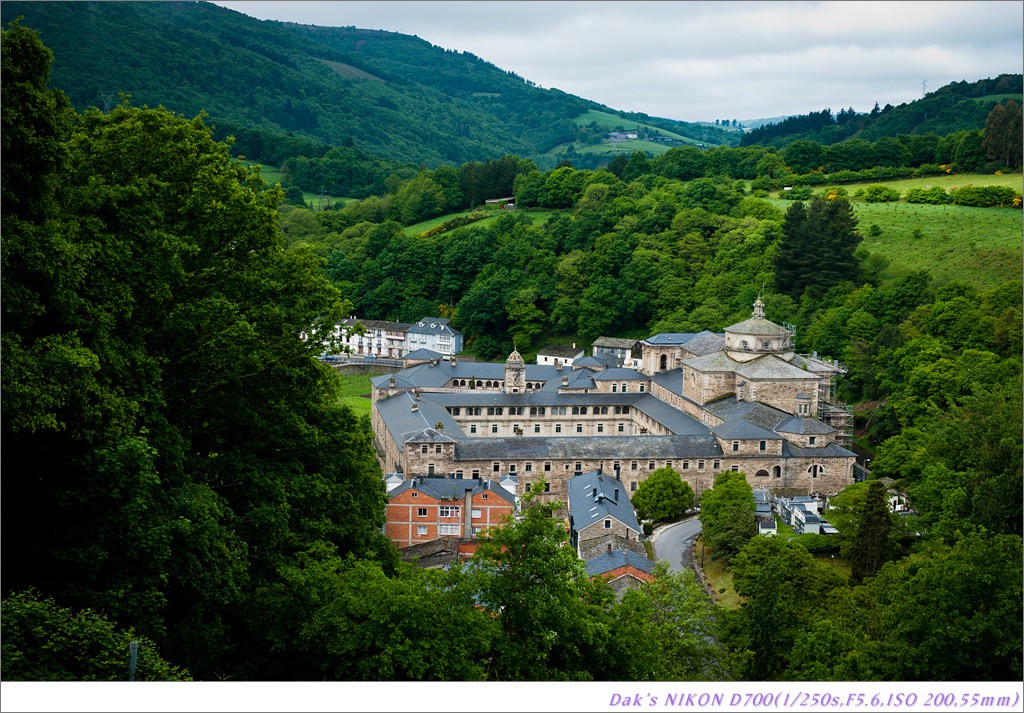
top-left (698, 472), bottom-right (757, 560)
top-left (1, 590), bottom-right (189, 681)
top-left (847, 480), bottom-right (896, 584)
top-left (2, 22), bottom-right (394, 679)
top-left (983, 99), bottom-right (1023, 168)
top-left (774, 196), bottom-right (861, 300)
top-left (632, 466), bottom-right (695, 522)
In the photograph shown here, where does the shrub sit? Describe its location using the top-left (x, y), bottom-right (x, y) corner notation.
top-left (905, 186), bottom-right (951, 205)
top-left (862, 184), bottom-right (901, 203)
top-left (950, 185), bottom-right (1021, 208)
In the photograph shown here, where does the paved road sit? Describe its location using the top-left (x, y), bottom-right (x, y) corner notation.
top-left (650, 517), bottom-right (703, 573)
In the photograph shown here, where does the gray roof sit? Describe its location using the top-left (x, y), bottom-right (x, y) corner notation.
top-left (403, 348), bottom-right (443, 360)
top-left (375, 392), bottom-right (465, 449)
top-left (735, 355), bottom-right (814, 381)
top-left (650, 368), bottom-right (684, 396)
top-left (371, 360), bottom-right (564, 391)
top-left (387, 477), bottom-right (515, 505)
top-left (683, 351), bottom-right (736, 373)
top-left (775, 416), bottom-right (835, 435)
top-left (592, 337), bottom-right (639, 349)
top-left (405, 428), bottom-right (459, 444)
top-left (725, 316), bottom-right (791, 337)
top-left (455, 435), bottom-right (723, 461)
top-left (407, 317), bottom-right (461, 336)
top-left (564, 375), bottom-right (597, 389)
top-left (705, 397), bottom-right (791, 431)
top-left (573, 355), bottom-right (614, 370)
top-left (586, 548), bottom-right (656, 577)
top-left (631, 394), bottom-right (709, 435)
top-left (342, 318), bottom-right (411, 332)
top-left (643, 332), bottom-right (698, 346)
top-left (593, 368), bottom-right (647, 381)
top-left (538, 345), bottom-right (585, 359)
top-left (712, 417), bottom-right (781, 441)
top-left (568, 470), bottom-right (641, 534)
top-left (782, 441), bottom-right (857, 459)
top-left (683, 331), bottom-right (727, 356)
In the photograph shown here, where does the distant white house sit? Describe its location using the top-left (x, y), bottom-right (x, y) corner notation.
top-left (405, 318), bottom-right (463, 356)
top-left (536, 344), bottom-right (585, 368)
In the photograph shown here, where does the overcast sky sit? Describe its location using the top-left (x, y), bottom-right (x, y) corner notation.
top-left (212, 1), bottom-right (1022, 122)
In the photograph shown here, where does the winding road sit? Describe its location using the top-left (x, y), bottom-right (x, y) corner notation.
top-left (650, 516), bottom-right (703, 573)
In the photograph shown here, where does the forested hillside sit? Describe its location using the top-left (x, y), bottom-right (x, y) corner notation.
top-left (0, 0), bottom-right (733, 170)
top-left (740, 74), bottom-right (1023, 148)
top-left (2, 18), bottom-right (1021, 685)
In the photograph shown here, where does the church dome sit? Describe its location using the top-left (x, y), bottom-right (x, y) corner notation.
top-left (724, 296), bottom-right (793, 361)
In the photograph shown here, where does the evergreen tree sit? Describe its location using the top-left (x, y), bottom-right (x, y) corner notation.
top-left (774, 195), bottom-right (861, 300)
top-left (848, 479), bottom-right (895, 584)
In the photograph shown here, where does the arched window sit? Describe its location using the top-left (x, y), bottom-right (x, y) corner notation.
top-left (808, 464), bottom-right (825, 479)
top-left (773, 465), bottom-right (782, 478)
top-left (755, 469), bottom-right (769, 477)
top-left (660, 354), bottom-right (667, 370)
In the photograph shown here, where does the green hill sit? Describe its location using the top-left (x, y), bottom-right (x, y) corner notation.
top-left (0, 1), bottom-right (735, 169)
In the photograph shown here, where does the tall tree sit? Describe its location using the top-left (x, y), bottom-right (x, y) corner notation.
top-left (698, 471), bottom-right (757, 560)
top-left (846, 479), bottom-right (895, 584)
top-left (774, 195), bottom-right (861, 300)
top-left (632, 466), bottom-right (695, 522)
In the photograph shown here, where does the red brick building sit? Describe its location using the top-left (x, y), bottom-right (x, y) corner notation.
top-left (385, 477), bottom-right (515, 553)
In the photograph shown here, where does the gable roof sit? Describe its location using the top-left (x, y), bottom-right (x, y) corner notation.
top-left (407, 318), bottom-right (461, 336)
top-left (403, 348), bottom-right (444, 361)
top-left (775, 415), bottom-right (836, 435)
top-left (538, 345), bottom-right (585, 359)
top-left (387, 477), bottom-right (515, 505)
top-left (592, 337), bottom-right (638, 349)
top-left (586, 548), bottom-right (656, 577)
top-left (567, 470), bottom-right (641, 534)
top-left (711, 417), bottom-right (782, 441)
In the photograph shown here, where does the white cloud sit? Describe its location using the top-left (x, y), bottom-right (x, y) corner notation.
top-left (212, 1), bottom-right (1022, 121)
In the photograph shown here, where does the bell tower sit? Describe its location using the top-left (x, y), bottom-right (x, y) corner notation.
top-left (504, 348), bottom-right (526, 393)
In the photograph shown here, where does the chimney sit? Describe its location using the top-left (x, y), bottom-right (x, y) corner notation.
top-left (556, 362), bottom-right (563, 371)
top-left (592, 486), bottom-right (597, 498)
top-left (561, 376), bottom-right (569, 387)
top-left (411, 403), bottom-right (419, 412)
top-left (414, 389), bottom-right (421, 400)
top-left (614, 464), bottom-right (621, 480)
top-left (607, 542), bottom-right (612, 554)
top-left (450, 353), bottom-right (456, 366)
top-left (389, 377), bottom-right (396, 388)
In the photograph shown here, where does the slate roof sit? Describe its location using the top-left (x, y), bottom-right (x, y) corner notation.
top-left (775, 416), bottom-right (836, 435)
top-left (683, 351), bottom-right (736, 373)
top-left (726, 316), bottom-right (791, 337)
top-left (375, 392), bottom-right (465, 449)
top-left (454, 435), bottom-right (724, 461)
top-left (573, 355), bottom-right (616, 370)
top-left (372, 360), bottom-right (564, 391)
top-left (592, 337), bottom-right (639, 349)
top-left (407, 318), bottom-right (461, 336)
top-left (404, 428), bottom-right (459, 444)
top-left (711, 417), bottom-right (781, 441)
top-left (563, 375), bottom-right (597, 390)
top-left (592, 368), bottom-right (647, 381)
top-left (388, 477), bottom-right (515, 505)
top-left (567, 470), bottom-right (641, 534)
top-left (650, 368), bottom-right (685, 397)
top-left (704, 397), bottom-right (792, 431)
top-left (642, 332), bottom-right (696, 346)
top-left (586, 548), bottom-right (656, 577)
top-left (683, 331), bottom-right (727, 356)
top-left (403, 348), bottom-right (443, 361)
top-left (631, 394), bottom-right (708, 435)
top-left (782, 441), bottom-right (857, 458)
top-left (735, 355), bottom-right (814, 381)
top-left (341, 318), bottom-right (411, 332)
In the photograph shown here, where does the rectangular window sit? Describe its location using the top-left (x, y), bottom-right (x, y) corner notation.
top-left (648, 461), bottom-right (655, 469)
top-left (617, 424), bottom-right (624, 433)
top-left (759, 440), bottom-right (766, 452)
top-left (575, 424), bottom-right (583, 433)
top-left (544, 482), bottom-right (551, 492)
top-left (555, 424), bottom-right (562, 433)
top-left (612, 384), bottom-right (618, 392)
top-left (631, 461), bottom-right (638, 470)
top-left (544, 462), bottom-right (551, 472)
top-left (698, 460), bottom-right (705, 470)
top-left (439, 506), bottom-right (460, 518)
top-left (731, 465), bottom-right (739, 472)
top-left (492, 462), bottom-right (500, 473)
top-left (604, 519), bottom-right (612, 529)
top-left (575, 462), bottom-right (582, 471)
top-left (630, 481), bottom-right (637, 492)
top-left (732, 441), bottom-right (740, 452)
top-left (713, 460), bottom-right (720, 470)
top-left (491, 424), bottom-right (498, 434)
top-left (417, 507), bottom-right (428, 517)
top-left (809, 436), bottom-right (817, 445)
top-left (470, 425), bottom-right (477, 434)
top-left (639, 383), bottom-right (645, 392)
top-left (682, 461), bottom-right (689, 470)
top-left (471, 509), bottom-right (482, 519)
top-left (597, 423), bottom-right (604, 433)
top-left (435, 444), bottom-right (442, 454)
top-left (416, 525), bottom-right (428, 536)
top-left (438, 524), bottom-right (461, 536)
top-left (471, 469), bottom-right (480, 478)
top-left (509, 464), bottom-right (517, 473)
top-left (534, 424), bottom-right (541, 433)
top-left (621, 383), bottom-right (627, 392)
top-left (420, 444), bottom-right (428, 454)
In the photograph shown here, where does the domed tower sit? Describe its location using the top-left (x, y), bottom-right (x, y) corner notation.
top-left (504, 348), bottom-right (526, 393)
top-left (724, 296), bottom-right (794, 363)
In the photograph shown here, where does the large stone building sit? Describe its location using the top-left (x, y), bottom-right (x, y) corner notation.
top-left (370, 299), bottom-right (856, 503)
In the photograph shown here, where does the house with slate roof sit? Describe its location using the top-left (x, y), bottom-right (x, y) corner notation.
top-left (567, 470), bottom-right (644, 559)
top-left (369, 298), bottom-right (857, 504)
top-left (536, 344), bottom-right (585, 368)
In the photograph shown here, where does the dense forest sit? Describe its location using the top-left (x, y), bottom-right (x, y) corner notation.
top-left (2, 18), bottom-right (1022, 685)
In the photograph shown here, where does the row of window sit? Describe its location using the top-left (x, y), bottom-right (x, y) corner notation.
top-left (448, 405), bottom-right (632, 417)
top-left (413, 524), bottom-right (485, 537)
top-left (467, 422), bottom-right (631, 435)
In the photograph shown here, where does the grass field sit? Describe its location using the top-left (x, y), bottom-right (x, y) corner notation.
top-left (767, 174), bottom-right (1023, 290)
top-left (403, 209), bottom-right (561, 236)
top-left (336, 372), bottom-right (378, 418)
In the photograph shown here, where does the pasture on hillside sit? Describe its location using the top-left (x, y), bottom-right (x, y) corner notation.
top-left (769, 173), bottom-right (1023, 289)
top-left (403, 209), bottom-right (561, 237)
